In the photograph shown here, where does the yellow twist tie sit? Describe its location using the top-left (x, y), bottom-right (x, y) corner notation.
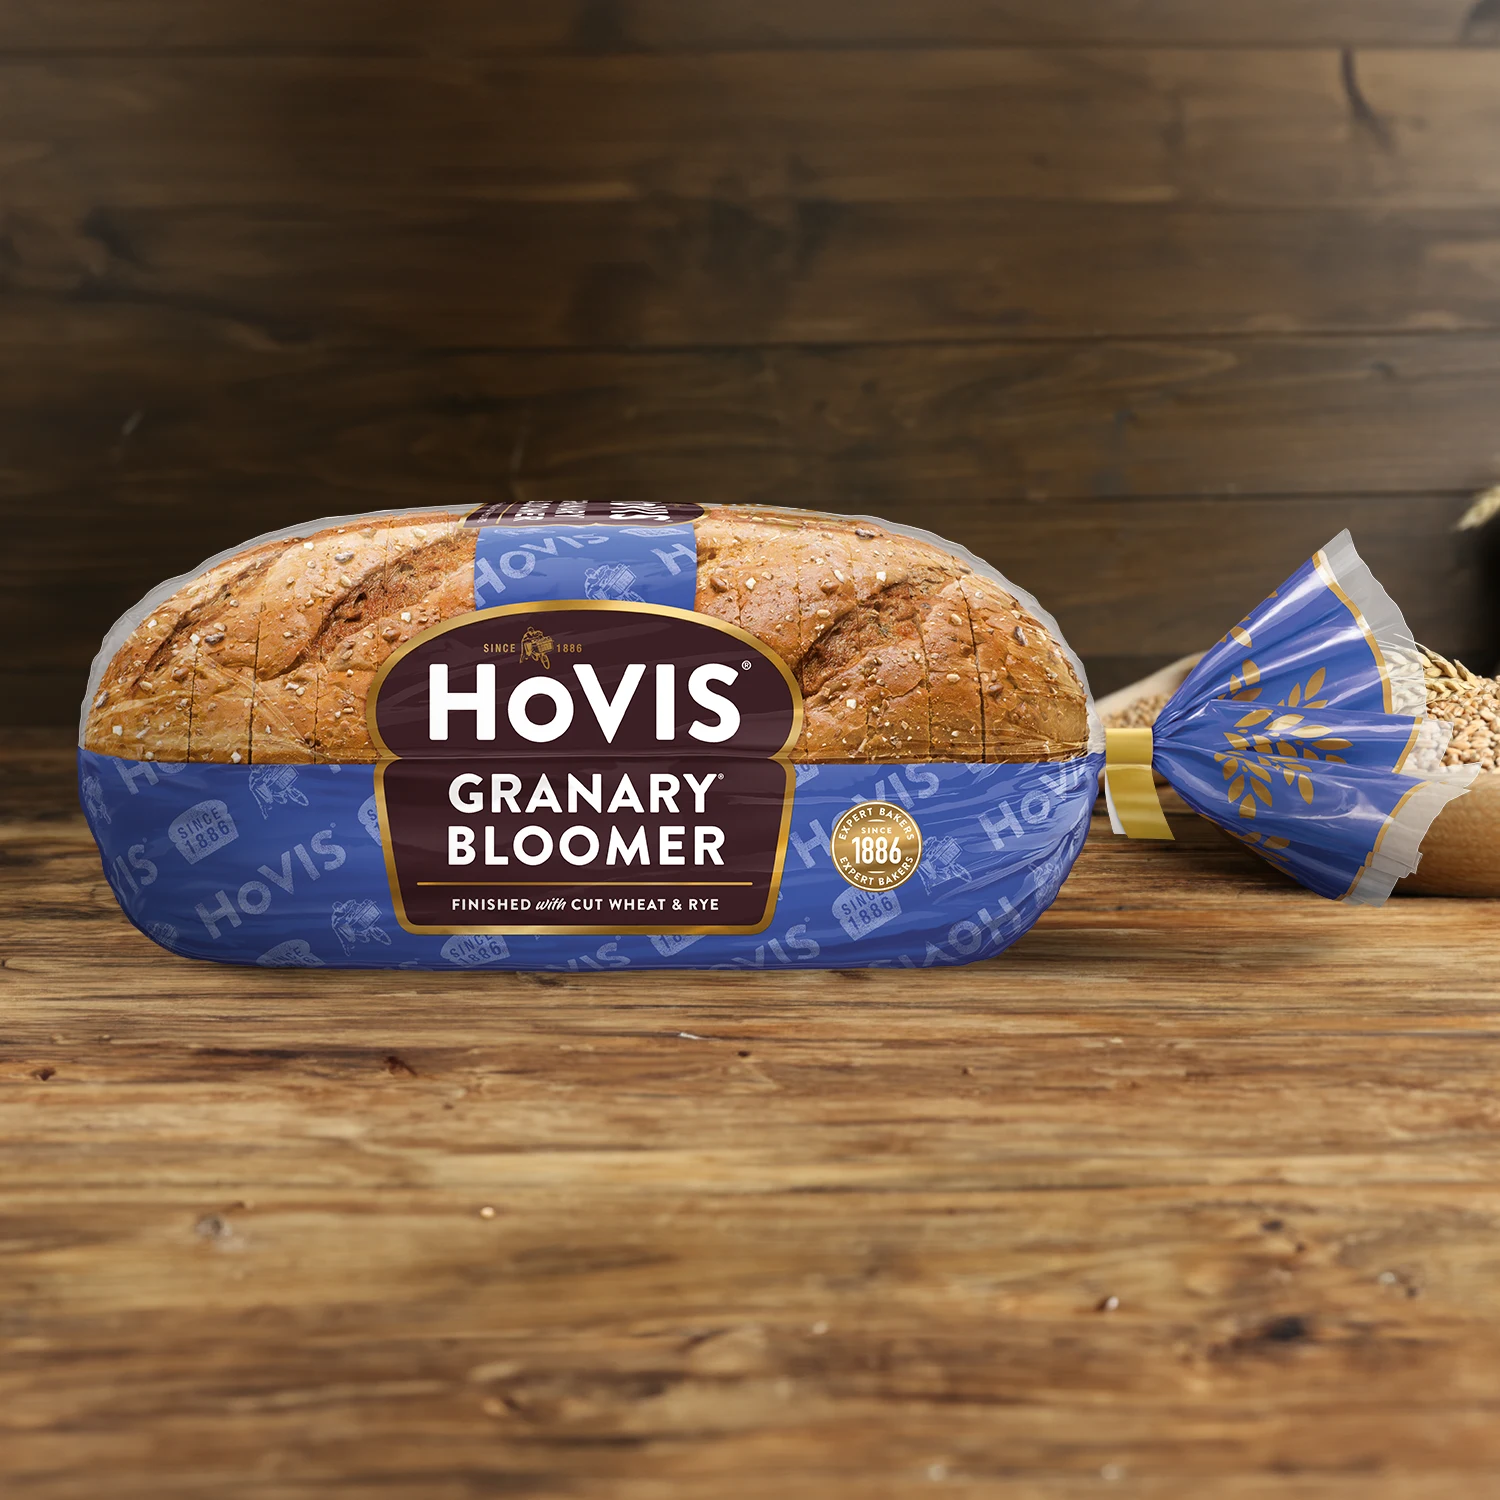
top-left (1104, 726), bottom-right (1174, 841)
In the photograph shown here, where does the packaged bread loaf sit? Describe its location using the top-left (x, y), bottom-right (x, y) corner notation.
top-left (78, 503), bottom-right (1474, 968)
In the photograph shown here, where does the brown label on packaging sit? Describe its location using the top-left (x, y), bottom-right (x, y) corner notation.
top-left (369, 602), bottom-right (800, 935)
top-left (466, 501), bottom-right (704, 527)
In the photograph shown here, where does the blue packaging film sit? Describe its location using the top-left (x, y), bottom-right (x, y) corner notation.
top-left (79, 506), bottom-right (1474, 969)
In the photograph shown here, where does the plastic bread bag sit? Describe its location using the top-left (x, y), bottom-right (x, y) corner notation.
top-left (1115, 533), bottom-right (1475, 902)
top-left (77, 504), bottom-right (1474, 969)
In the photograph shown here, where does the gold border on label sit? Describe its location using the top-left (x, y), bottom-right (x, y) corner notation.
top-left (368, 601), bottom-right (803, 938)
top-left (1337, 779), bottom-right (1424, 901)
top-left (1313, 548), bottom-right (1393, 715)
top-left (828, 800), bottom-right (924, 893)
top-left (1392, 717), bottom-right (1422, 776)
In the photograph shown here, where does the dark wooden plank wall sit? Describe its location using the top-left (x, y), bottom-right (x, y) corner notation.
top-left (5, 2), bottom-right (1500, 723)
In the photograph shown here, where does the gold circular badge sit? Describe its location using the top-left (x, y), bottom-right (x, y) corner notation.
top-left (830, 800), bottom-right (923, 892)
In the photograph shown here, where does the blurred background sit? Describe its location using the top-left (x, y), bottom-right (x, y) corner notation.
top-left (6, 0), bottom-right (1499, 725)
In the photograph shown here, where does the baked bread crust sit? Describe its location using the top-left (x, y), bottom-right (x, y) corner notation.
top-left (83, 507), bottom-right (1090, 764)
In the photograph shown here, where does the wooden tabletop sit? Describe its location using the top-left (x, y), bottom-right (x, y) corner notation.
top-left (5, 726), bottom-right (1500, 1497)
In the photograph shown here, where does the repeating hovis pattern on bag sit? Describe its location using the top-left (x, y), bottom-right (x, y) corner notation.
top-left (79, 503), bottom-right (1473, 968)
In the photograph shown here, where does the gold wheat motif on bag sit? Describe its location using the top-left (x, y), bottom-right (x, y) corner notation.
top-left (1211, 619), bottom-right (1353, 822)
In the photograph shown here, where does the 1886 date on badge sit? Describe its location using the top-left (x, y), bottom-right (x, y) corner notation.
top-left (830, 800), bottom-right (923, 892)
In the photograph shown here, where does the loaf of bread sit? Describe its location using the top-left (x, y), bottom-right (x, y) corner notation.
top-left (83, 506), bottom-right (1090, 765)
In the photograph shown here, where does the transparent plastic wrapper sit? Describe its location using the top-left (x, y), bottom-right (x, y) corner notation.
top-left (78, 505), bottom-right (1473, 970)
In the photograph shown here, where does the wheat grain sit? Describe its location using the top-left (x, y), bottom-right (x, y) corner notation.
top-left (1421, 646), bottom-right (1499, 772)
top-left (1103, 692), bottom-right (1171, 730)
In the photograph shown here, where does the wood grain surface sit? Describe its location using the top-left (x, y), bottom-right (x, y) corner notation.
top-left (8, 51), bottom-right (1500, 210)
top-left (3, 2), bottom-right (1500, 53)
top-left (3, 2), bottom-right (1499, 53)
top-left (3, 318), bottom-right (1496, 711)
top-left (11, 329), bottom-right (1500, 487)
top-left (7, 727), bottom-right (1500, 1497)
top-left (6, 8), bottom-right (1500, 723)
top-left (23, 203), bottom-right (1500, 345)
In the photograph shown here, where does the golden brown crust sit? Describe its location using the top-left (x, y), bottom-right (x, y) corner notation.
top-left (185, 544), bottom-right (280, 764)
top-left (311, 516), bottom-right (473, 764)
top-left (85, 540), bottom-right (284, 764)
top-left (961, 574), bottom-right (1086, 759)
top-left (84, 507), bottom-right (1091, 764)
